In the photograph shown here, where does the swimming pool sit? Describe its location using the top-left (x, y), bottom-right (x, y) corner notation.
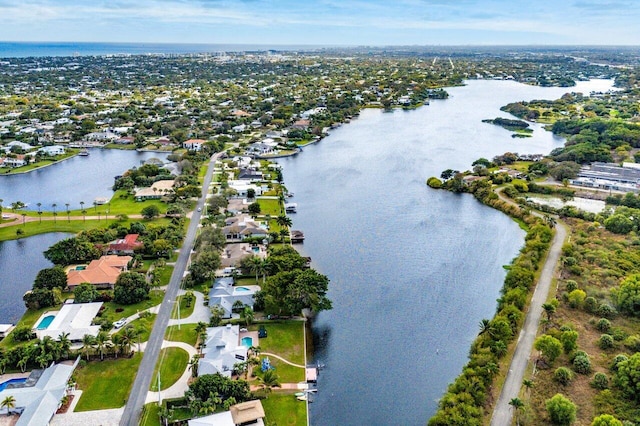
top-left (235, 287), bottom-right (251, 292)
top-left (0, 378), bottom-right (27, 392)
top-left (75, 265), bottom-right (87, 270)
top-left (36, 315), bottom-right (55, 330)
top-left (252, 247), bottom-right (260, 253)
top-left (241, 337), bottom-right (253, 347)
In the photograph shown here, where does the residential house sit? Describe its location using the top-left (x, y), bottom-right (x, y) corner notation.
top-left (34, 302), bottom-right (103, 342)
top-left (85, 130), bottom-right (118, 141)
top-left (0, 360), bottom-right (79, 425)
top-left (114, 136), bottom-right (134, 145)
top-left (184, 139), bottom-right (206, 152)
top-left (198, 324), bottom-right (248, 377)
top-left (227, 181), bottom-right (263, 198)
top-left (232, 124), bottom-right (247, 133)
top-left (223, 214), bottom-right (268, 241)
top-left (237, 168), bottom-right (263, 181)
top-left (208, 277), bottom-right (260, 318)
top-left (6, 141), bottom-right (33, 152)
top-left (38, 145), bottom-right (65, 156)
top-left (134, 179), bottom-right (175, 201)
top-left (1, 156), bottom-right (27, 168)
top-left (66, 255), bottom-right (132, 289)
top-left (292, 119), bottom-right (310, 130)
top-left (107, 234), bottom-right (143, 255)
top-left (188, 400), bottom-right (265, 426)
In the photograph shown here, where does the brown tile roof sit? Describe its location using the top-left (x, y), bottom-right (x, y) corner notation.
top-left (230, 400), bottom-right (265, 424)
top-left (67, 255), bottom-right (131, 287)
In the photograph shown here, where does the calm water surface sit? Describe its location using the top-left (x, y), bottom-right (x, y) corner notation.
top-left (278, 79), bottom-right (615, 425)
top-left (0, 149), bottom-right (168, 323)
top-left (0, 233), bottom-right (71, 324)
top-left (0, 149), bottom-right (168, 211)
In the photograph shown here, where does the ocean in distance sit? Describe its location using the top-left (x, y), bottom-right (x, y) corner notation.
top-left (0, 42), bottom-right (325, 58)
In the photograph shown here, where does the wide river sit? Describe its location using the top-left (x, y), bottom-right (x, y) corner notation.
top-left (0, 149), bottom-right (168, 323)
top-left (277, 79), bottom-right (615, 425)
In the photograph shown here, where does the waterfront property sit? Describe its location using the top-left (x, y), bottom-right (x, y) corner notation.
top-left (134, 179), bottom-right (175, 201)
top-left (220, 243), bottom-right (266, 268)
top-left (198, 324), bottom-right (248, 378)
top-left (222, 215), bottom-right (268, 242)
top-left (66, 255), bottom-right (132, 289)
top-left (0, 360), bottom-right (78, 425)
top-left (107, 233), bottom-right (143, 255)
top-left (34, 302), bottom-right (102, 341)
top-left (208, 277), bottom-right (260, 319)
top-left (188, 399), bottom-right (265, 426)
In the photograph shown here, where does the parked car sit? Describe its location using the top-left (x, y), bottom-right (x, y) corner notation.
top-left (114, 319), bottom-right (126, 329)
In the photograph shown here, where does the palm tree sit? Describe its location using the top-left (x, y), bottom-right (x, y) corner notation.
top-left (80, 201), bottom-right (85, 221)
top-left (81, 209), bottom-right (87, 222)
top-left (522, 378), bottom-right (534, 396)
top-left (81, 334), bottom-right (95, 361)
top-left (188, 354), bottom-right (200, 378)
top-left (95, 331), bottom-right (109, 360)
top-left (111, 334), bottom-right (123, 359)
top-left (57, 332), bottom-right (71, 360)
top-left (260, 258), bottom-right (270, 284)
top-left (120, 326), bottom-right (137, 356)
top-left (241, 306), bottom-right (254, 326)
top-left (478, 318), bottom-right (491, 335)
top-left (1, 395), bottom-right (16, 416)
top-left (65, 203), bottom-right (70, 222)
top-left (275, 215), bottom-right (292, 229)
top-left (17, 355), bottom-right (28, 373)
top-left (257, 369), bottom-right (281, 397)
top-left (248, 256), bottom-right (263, 283)
top-left (21, 213), bottom-right (26, 226)
top-left (37, 210), bottom-right (42, 223)
top-left (509, 397), bottom-right (525, 426)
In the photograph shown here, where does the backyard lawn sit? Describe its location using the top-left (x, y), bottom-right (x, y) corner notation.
top-left (74, 353), bottom-right (143, 411)
top-left (257, 198), bottom-right (282, 216)
top-left (261, 391), bottom-right (307, 426)
top-left (164, 324), bottom-right (198, 346)
top-left (150, 347), bottom-right (190, 391)
top-left (250, 321), bottom-right (306, 383)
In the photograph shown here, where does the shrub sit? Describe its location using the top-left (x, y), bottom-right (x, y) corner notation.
top-left (574, 353), bottom-right (592, 374)
top-left (568, 289), bottom-right (586, 309)
top-left (611, 354), bottom-right (628, 372)
top-left (11, 326), bottom-right (34, 342)
top-left (599, 334), bottom-right (614, 350)
top-left (546, 393), bottom-right (577, 425)
top-left (623, 335), bottom-right (640, 352)
top-left (584, 296), bottom-right (599, 313)
top-left (596, 318), bottom-right (611, 333)
top-left (598, 304), bottom-right (616, 319)
top-left (426, 177), bottom-right (443, 188)
top-left (554, 367), bottom-right (574, 385)
top-left (591, 372), bottom-right (609, 390)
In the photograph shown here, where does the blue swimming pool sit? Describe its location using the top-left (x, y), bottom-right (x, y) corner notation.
top-left (241, 337), bottom-right (253, 347)
top-left (235, 287), bottom-right (251, 292)
top-left (0, 378), bottom-right (27, 392)
top-left (36, 314), bottom-right (55, 330)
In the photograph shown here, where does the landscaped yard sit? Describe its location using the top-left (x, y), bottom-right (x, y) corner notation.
top-left (113, 313), bottom-right (157, 343)
top-left (0, 305), bottom-right (55, 349)
top-left (150, 347), bottom-right (190, 391)
top-left (261, 391), bottom-right (307, 426)
top-left (250, 321), bottom-right (306, 383)
top-left (101, 290), bottom-right (164, 323)
top-left (171, 294), bottom-right (196, 319)
top-left (74, 352), bottom-right (143, 411)
top-left (164, 324), bottom-right (198, 346)
top-left (257, 198), bottom-right (282, 216)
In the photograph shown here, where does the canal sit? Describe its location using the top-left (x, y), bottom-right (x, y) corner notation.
top-left (277, 79), bottom-right (615, 425)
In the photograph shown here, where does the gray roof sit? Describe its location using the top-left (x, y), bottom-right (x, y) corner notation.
top-left (0, 360), bottom-right (78, 426)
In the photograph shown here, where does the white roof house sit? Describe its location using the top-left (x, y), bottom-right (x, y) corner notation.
top-left (37, 145), bottom-right (65, 156)
top-left (208, 277), bottom-right (260, 318)
top-left (198, 324), bottom-right (248, 377)
top-left (0, 360), bottom-right (78, 426)
top-left (227, 181), bottom-right (263, 198)
top-left (189, 411), bottom-right (234, 426)
top-left (6, 141), bottom-right (33, 151)
top-left (34, 302), bottom-right (103, 342)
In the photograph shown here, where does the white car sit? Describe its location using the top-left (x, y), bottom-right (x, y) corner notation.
top-left (197, 207), bottom-right (202, 212)
top-left (114, 319), bottom-right (126, 329)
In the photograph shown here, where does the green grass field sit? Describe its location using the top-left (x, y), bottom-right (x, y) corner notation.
top-left (101, 290), bottom-right (164, 323)
top-left (257, 198), bottom-right (283, 216)
top-left (261, 391), bottom-right (307, 426)
top-left (74, 353), bottom-right (143, 411)
top-left (150, 347), bottom-right (190, 391)
top-left (171, 294), bottom-right (196, 320)
top-left (164, 325), bottom-right (198, 346)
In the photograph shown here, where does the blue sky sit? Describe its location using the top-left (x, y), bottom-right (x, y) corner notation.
top-left (1, 0), bottom-right (639, 45)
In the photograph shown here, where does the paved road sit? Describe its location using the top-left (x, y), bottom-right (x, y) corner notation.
top-left (490, 190), bottom-right (568, 426)
top-left (120, 153), bottom-right (221, 426)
